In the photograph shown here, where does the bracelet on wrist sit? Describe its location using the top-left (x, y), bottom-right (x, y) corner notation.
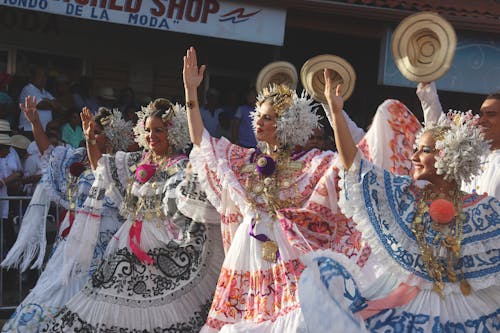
top-left (186, 100), bottom-right (197, 109)
top-left (86, 136), bottom-right (97, 145)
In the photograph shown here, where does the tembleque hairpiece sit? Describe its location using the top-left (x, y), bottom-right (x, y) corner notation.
top-left (416, 110), bottom-right (490, 184)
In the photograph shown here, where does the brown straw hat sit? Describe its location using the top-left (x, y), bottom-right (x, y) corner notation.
top-left (300, 54), bottom-right (356, 103)
top-left (391, 12), bottom-right (456, 83)
top-left (256, 61), bottom-right (298, 93)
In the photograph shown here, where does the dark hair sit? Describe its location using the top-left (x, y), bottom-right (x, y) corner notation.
top-left (94, 107), bottom-right (112, 128)
top-left (0, 143), bottom-right (9, 151)
top-left (485, 91), bottom-right (500, 101)
top-left (145, 98), bottom-right (174, 124)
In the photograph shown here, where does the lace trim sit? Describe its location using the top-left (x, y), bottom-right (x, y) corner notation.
top-left (338, 153), bottom-right (500, 294)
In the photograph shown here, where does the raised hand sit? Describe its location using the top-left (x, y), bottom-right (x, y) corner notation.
top-left (20, 96), bottom-right (39, 124)
top-left (183, 47), bottom-right (206, 91)
top-left (324, 69), bottom-right (344, 114)
top-left (80, 107), bottom-right (96, 139)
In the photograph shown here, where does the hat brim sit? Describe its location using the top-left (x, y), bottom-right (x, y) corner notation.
top-left (391, 11), bottom-right (456, 83)
top-left (300, 54), bottom-right (356, 103)
top-left (256, 61), bottom-right (298, 93)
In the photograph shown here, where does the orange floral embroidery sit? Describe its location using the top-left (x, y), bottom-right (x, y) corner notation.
top-left (206, 259), bottom-right (305, 329)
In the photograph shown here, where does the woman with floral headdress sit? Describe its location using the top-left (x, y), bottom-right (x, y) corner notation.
top-left (2, 98), bottom-right (132, 333)
top-left (183, 47), bottom-right (424, 332)
top-left (43, 98), bottom-right (224, 332)
top-left (298, 70), bottom-right (500, 332)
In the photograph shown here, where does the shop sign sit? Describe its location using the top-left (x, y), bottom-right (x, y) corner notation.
top-left (0, 0), bottom-right (287, 45)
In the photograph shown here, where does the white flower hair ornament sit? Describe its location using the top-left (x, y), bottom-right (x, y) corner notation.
top-left (133, 101), bottom-right (191, 152)
top-left (251, 83), bottom-right (321, 148)
top-left (98, 108), bottom-right (133, 152)
top-left (415, 110), bottom-right (490, 184)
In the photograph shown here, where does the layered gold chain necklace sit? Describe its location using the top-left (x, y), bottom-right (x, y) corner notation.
top-left (412, 185), bottom-right (471, 297)
top-left (242, 148), bottom-right (304, 262)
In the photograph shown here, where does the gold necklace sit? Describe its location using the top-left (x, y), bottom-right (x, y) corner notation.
top-left (412, 185), bottom-right (470, 297)
top-left (243, 148), bottom-right (303, 262)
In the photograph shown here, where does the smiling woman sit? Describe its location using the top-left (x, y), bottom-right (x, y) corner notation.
top-left (298, 71), bottom-right (500, 333)
top-left (42, 98), bottom-right (224, 332)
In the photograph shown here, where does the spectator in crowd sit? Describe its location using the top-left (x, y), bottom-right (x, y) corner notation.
top-left (18, 66), bottom-right (62, 134)
top-left (0, 120), bottom-right (23, 218)
top-left (61, 108), bottom-right (84, 148)
top-left (0, 72), bottom-right (16, 129)
top-left (200, 88), bottom-right (224, 137)
top-left (123, 103), bottom-right (139, 124)
top-left (72, 76), bottom-right (99, 114)
top-left (22, 141), bottom-right (42, 196)
top-left (232, 87), bottom-right (257, 147)
top-left (215, 111), bottom-right (233, 139)
top-left (54, 76), bottom-right (76, 113)
top-left (118, 86), bottom-right (135, 114)
top-left (97, 86), bottom-right (117, 109)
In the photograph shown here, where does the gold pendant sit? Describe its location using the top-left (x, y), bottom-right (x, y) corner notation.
top-left (460, 279), bottom-right (471, 296)
top-left (261, 241), bottom-right (278, 263)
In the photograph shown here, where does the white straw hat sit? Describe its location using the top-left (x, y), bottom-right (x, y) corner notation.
top-left (300, 54), bottom-right (356, 103)
top-left (391, 11), bottom-right (457, 82)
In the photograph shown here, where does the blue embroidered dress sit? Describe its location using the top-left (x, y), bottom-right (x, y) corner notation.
top-left (2, 146), bottom-right (123, 333)
top-left (299, 153), bottom-right (500, 332)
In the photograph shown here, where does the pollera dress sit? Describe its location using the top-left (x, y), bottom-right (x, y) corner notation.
top-left (298, 151), bottom-right (500, 332)
top-left (43, 150), bottom-right (224, 332)
top-left (191, 99), bottom-right (423, 332)
top-left (2, 145), bottom-right (123, 333)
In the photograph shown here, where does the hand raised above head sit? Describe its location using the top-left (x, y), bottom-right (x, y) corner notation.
top-left (80, 107), bottom-right (96, 139)
top-left (183, 46), bottom-right (206, 91)
top-left (20, 96), bottom-right (38, 124)
top-left (324, 68), bottom-right (344, 114)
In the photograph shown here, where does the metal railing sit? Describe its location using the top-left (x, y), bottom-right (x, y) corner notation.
top-left (0, 195), bottom-right (60, 319)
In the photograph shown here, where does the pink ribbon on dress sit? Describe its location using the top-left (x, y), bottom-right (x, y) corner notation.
top-left (358, 283), bottom-right (420, 319)
top-left (129, 220), bottom-right (154, 265)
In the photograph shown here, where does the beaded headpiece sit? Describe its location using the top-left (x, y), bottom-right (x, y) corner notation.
top-left (415, 110), bottom-right (490, 184)
top-left (133, 101), bottom-right (191, 152)
top-left (98, 108), bottom-right (133, 152)
top-left (251, 83), bottom-right (321, 148)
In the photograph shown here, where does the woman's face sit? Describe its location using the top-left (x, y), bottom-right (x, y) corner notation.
top-left (254, 101), bottom-right (278, 146)
top-left (411, 131), bottom-right (439, 182)
top-left (94, 124), bottom-right (109, 152)
top-left (145, 116), bottom-right (170, 156)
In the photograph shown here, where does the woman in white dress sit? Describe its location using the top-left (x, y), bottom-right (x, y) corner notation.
top-left (298, 70), bottom-right (500, 332)
top-left (183, 47), bottom-right (424, 332)
top-left (43, 98), bottom-right (224, 332)
top-left (2, 99), bottom-right (131, 333)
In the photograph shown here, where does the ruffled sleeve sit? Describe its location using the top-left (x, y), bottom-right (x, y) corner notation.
top-left (339, 152), bottom-right (500, 293)
top-left (93, 151), bottom-right (141, 212)
top-left (190, 129), bottom-right (250, 252)
top-left (338, 152), bottom-right (418, 282)
top-left (41, 145), bottom-right (87, 209)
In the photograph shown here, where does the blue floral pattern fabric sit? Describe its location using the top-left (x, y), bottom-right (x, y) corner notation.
top-left (299, 154), bottom-right (500, 333)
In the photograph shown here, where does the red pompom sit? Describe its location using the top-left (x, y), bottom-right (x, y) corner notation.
top-left (69, 162), bottom-right (86, 177)
top-left (429, 199), bottom-right (456, 224)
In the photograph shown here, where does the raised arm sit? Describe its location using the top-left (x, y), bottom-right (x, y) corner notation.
top-left (81, 107), bottom-right (102, 170)
top-left (20, 96), bottom-right (50, 154)
top-left (324, 69), bottom-right (357, 170)
top-left (183, 47), bottom-right (206, 146)
top-left (416, 82), bottom-right (444, 124)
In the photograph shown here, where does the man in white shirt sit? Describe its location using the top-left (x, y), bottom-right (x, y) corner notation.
top-left (0, 133), bottom-right (22, 219)
top-left (200, 88), bottom-right (224, 137)
top-left (417, 83), bottom-right (500, 198)
top-left (18, 66), bottom-right (61, 132)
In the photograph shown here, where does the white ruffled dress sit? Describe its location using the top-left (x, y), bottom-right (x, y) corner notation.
top-left (191, 131), bottom-right (373, 333)
top-left (43, 151), bottom-right (224, 332)
top-left (2, 146), bottom-right (122, 333)
top-left (299, 153), bottom-right (500, 332)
